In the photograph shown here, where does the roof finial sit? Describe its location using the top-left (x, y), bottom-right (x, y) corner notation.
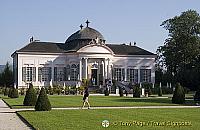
top-left (86, 20), bottom-right (90, 27)
top-left (80, 24), bottom-right (84, 29)
top-left (30, 36), bottom-right (33, 43)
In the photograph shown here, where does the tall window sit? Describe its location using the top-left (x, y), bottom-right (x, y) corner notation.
top-left (127, 69), bottom-right (138, 83)
top-left (54, 67), bottom-right (65, 81)
top-left (22, 67), bottom-right (36, 82)
top-left (70, 64), bottom-right (79, 81)
top-left (113, 68), bottom-right (125, 81)
top-left (38, 67), bottom-right (51, 81)
top-left (140, 69), bottom-right (151, 82)
top-left (66, 65), bottom-right (70, 80)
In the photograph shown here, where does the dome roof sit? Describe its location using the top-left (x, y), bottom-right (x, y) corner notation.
top-left (65, 27), bottom-right (105, 43)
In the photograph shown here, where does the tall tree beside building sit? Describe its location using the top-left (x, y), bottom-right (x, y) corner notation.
top-left (0, 62), bottom-right (13, 87)
top-left (157, 10), bottom-right (200, 90)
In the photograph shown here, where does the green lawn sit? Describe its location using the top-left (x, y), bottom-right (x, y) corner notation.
top-left (2, 95), bottom-right (195, 109)
top-left (18, 108), bottom-right (200, 130)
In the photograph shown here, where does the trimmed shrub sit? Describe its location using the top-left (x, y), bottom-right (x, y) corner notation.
top-left (133, 84), bottom-right (141, 98)
top-left (49, 87), bottom-right (54, 95)
top-left (20, 88), bottom-right (25, 95)
top-left (35, 87), bottom-right (51, 111)
top-left (194, 90), bottom-right (200, 103)
top-left (4, 88), bottom-right (9, 96)
top-left (158, 87), bottom-right (162, 96)
top-left (10, 88), bottom-right (19, 98)
top-left (104, 87), bottom-right (109, 96)
top-left (172, 83), bottom-right (185, 104)
top-left (119, 87), bottom-right (123, 97)
top-left (45, 87), bottom-right (49, 94)
top-left (23, 83), bottom-right (37, 106)
top-left (0, 87), bottom-right (4, 94)
top-left (8, 88), bottom-right (12, 97)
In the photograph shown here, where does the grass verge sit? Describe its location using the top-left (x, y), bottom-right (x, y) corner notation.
top-left (18, 108), bottom-right (200, 130)
top-left (2, 95), bottom-right (191, 109)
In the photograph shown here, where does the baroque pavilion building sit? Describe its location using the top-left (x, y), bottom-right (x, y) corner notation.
top-left (12, 21), bottom-right (156, 88)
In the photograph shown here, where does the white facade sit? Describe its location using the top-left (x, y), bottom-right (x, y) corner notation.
top-left (12, 25), bottom-right (156, 88)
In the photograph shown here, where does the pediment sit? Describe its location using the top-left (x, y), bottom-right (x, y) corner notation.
top-left (77, 44), bottom-right (113, 54)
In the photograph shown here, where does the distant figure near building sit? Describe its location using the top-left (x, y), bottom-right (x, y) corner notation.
top-left (82, 87), bottom-right (90, 109)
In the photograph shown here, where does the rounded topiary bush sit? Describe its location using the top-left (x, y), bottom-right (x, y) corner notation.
top-left (104, 87), bottom-right (109, 96)
top-left (119, 87), bottom-right (123, 97)
top-left (172, 83), bottom-right (185, 104)
top-left (158, 87), bottom-right (162, 96)
top-left (49, 87), bottom-right (54, 95)
top-left (194, 90), bottom-right (200, 103)
top-left (3, 88), bottom-right (9, 96)
top-left (133, 84), bottom-right (141, 98)
top-left (35, 87), bottom-right (51, 111)
top-left (8, 88), bottom-right (12, 97)
top-left (23, 83), bottom-right (37, 106)
top-left (10, 88), bottom-right (19, 98)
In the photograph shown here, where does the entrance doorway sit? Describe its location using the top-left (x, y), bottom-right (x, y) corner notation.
top-left (91, 69), bottom-right (97, 85)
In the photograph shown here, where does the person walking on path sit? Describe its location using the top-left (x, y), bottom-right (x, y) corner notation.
top-left (82, 87), bottom-right (90, 109)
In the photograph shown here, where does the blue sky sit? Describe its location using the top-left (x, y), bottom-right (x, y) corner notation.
top-left (0, 0), bottom-right (200, 64)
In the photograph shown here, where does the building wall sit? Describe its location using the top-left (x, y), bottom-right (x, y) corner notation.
top-left (111, 56), bottom-right (155, 83)
top-left (16, 53), bottom-right (80, 87)
top-left (15, 52), bottom-right (155, 88)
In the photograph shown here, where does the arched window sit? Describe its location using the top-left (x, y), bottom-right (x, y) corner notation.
top-left (70, 64), bottom-right (79, 81)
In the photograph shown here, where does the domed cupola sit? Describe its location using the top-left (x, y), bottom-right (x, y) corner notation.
top-left (65, 20), bottom-right (105, 44)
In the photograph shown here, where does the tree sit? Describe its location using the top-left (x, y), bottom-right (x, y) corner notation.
top-left (23, 83), bottom-right (37, 106)
top-left (172, 83), bottom-right (185, 104)
top-left (35, 87), bottom-right (51, 111)
top-left (157, 10), bottom-right (200, 90)
top-left (1, 62), bottom-right (13, 87)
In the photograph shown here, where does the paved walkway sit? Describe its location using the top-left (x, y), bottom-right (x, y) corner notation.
top-left (0, 99), bottom-right (33, 130)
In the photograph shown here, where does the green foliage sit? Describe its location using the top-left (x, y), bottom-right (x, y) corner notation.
top-left (158, 10), bottom-right (200, 90)
top-left (119, 87), bottom-right (123, 97)
top-left (0, 62), bottom-right (13, 87)
top-left (45, 87), bottom-right (49, 94)
top-left (35, 87), bottom-right (51, 111)
top-left (133, 84), bottom-right (140, 98)
top-left (104, 87), bottom-right (109, 96)
top-left (49, 87), bottom-right (54, 95)
top-left (20, 88), bottom-right (25, 95)
top-left (10, 88), bottom-right (19, 98)
top-left (8, 88), bottom-right (12, 97)
top-left (172, 83), bottom-right (185, 104)
top-left (194, 90), bottom-right (200, 103)
top-left (53, 86), bottom-right (62, 95)
top-left (23, 84), bottom-right (37, 106)
top-left (0, 87), bottom-right (3, 94)
top-left (3, 87), bottom-right (9, 96)
top-left (142, 82), bottom-right (152, 96)
top-left (158, 87), bottom-right (162, 96)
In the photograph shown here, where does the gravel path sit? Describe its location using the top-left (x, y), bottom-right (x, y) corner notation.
top-left (0, 99), bottom-right (33, 130)
top-left (13, 105), bottom-right (200, 111)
